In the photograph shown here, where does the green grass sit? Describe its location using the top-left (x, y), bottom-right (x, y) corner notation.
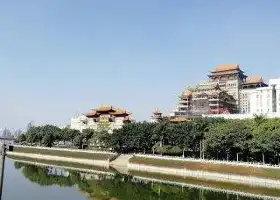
top-left (8, 155), bottom-right (116, 173)
top-left (129, 156), bottom-right (280, 180)
top-left (13, 146), bottom-right (115, 161)
top-left (129, 170), bottom-right (280, 198)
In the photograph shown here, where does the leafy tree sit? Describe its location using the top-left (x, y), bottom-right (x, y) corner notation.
top-left (205, 120), bottom-right (252, 161)
top-left (73, 134), bottom-right (84, 149)
top-left (82, 128), bottom-right (95, 143)
top-left (17, 134), bottom-right (27, 143)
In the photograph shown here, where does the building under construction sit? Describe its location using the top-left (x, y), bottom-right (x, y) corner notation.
top-left (171, 64), bottom-right (267, 119)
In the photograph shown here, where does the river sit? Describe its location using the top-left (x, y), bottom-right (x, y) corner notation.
top-left (1, 158), bottom-right (279, 200)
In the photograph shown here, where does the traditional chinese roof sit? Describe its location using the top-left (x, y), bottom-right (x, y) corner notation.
top-left (169, 116), bottom-right (188, 123)
top-left (183, 88), bottom-right (193, 97)
top-left (85, 110), bottom-right (100, 118)
top-left (110, 108), bottom-right (130, 116)
top-left (244, 76), bottom-right (264, 84)
top-left (123, 116), bottom-right (133, 123)
top-left (153, 109), bottom-right (162, 114)
top-left (95, 105), bottom-right (115, 112)
top-left (213, 64), bottom-right (240, 72)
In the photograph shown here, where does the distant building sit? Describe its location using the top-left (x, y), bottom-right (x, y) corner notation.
top-left (208, 64), bottom-right (247, 108)
top-left (150, 109), bottom-right (189, 123)
top-left (171, 82), bottom-right (237, 119)
top-left (240, 77), bottom-right (268, 113)
top-left (250, 78), bottom-right (280, 114)
top-left (70, 105), bottom-right (134, 133)
top-left (150, 109), bottom-right (164, 123)
top-left (171, 64), bottom-right (268, 118)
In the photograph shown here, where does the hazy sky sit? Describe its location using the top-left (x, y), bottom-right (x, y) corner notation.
top-left (1, 0), bottom-right (280, 129)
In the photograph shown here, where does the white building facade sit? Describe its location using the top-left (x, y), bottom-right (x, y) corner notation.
top-left (250, 78), bottom-right (280, 115)
top-left (70, 105), bottom-right (133, 133)
top-left (204, 78), bottom-right (280, 119)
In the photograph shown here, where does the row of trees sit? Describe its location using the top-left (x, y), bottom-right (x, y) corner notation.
top-left (17, 125), bottom-right (101, 149)
top-left (16, 116), bottom-right (280, 164)
top-left (101, 117), bottom-right (280, 164)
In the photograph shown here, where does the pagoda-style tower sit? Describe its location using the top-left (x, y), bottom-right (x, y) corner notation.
top-left (150, 109), bottom-right (163, 123)
top-left (208, 64), bottom-right (247, 111)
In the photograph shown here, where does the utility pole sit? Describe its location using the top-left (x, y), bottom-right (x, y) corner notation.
top-left (0, 137), bottom-right (14, 200)
top-left (0, 144), bottom-right (6, 200)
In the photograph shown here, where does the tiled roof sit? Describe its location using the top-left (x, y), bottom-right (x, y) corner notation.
top-left (85, 110), bottom-right (99, 117)
top-left (244, 76), bottom-right (263, 84)
top-left (213, 64), bottom-right (240, 72)
top-left (95, 105), bottom-right (115, 112)
top-left (110, 108), bottom-right (130, 116)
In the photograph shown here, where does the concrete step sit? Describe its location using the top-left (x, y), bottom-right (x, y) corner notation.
top-left (110, 154), bottom-right (133, 168)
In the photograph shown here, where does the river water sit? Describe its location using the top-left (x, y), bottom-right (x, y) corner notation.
top-left (1, 158), bottom-right (279, 200)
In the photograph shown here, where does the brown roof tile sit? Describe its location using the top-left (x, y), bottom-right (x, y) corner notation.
top-left (245, 76), bottom-right (263, 84)
top-left (213, 64), bottom-right (240, 72)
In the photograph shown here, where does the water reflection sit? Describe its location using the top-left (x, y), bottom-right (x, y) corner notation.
top-left (14, 162), bottom-right (271, 200)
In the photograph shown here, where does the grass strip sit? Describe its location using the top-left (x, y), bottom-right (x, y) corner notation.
top-left (129, 156), bottom-right (280, 180)
top-left (129, 170), bottom-right (280, 198)
top-left (13, 146), bottom-right (114, 160)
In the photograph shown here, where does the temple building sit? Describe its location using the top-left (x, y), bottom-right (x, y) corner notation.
top-left (171, 82), bottom-right (237, 119)
top-left (150, 109), bottom-right (164, 123)
top-left (171, 64), bottom-right (268, 118)
top-left (208, 64), bottom-right (247, 108)
top-left (70, 105), bottom-right (134, 133)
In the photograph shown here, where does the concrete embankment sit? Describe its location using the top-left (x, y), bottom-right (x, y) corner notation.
top-left (8, 152), bottom-right (109, 167)
top-left (8, 145), bottom-right (118, 168)
top-left (128, 154), bottom-right (280, 189)
top-left (109, 154), bottom-right (133, 174)
top-left (10, 157), bottom-right (115, 176)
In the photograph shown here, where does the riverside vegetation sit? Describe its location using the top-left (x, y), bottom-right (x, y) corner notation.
top-left (16, 116), bottom-right (280, 164)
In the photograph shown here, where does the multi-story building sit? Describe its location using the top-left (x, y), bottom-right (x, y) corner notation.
top-left (70, 105), bottom-right (133, 133)
top-left (150, 109), bottom-right (164, 123)
top-left (208, 64), bottom-right (247, 109)
top-left (250, 78), bottom-right (280, 114)
top-left (240, 77), bottom-right (268, 113)
top-left (171, 82), bottom-right (237, 119)
top-left (171, 64), bottom-right (268, 118)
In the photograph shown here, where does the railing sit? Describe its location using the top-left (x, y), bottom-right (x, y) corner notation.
top-left (134, 154), bottom-right (280, 169)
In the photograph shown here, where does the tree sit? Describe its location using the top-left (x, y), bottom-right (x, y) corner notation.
top-left (17, 134), bottom-right (26, 143)
top-left (205, 120), bottom-right (252, 161)
top-left (73, 134), bottom-right (84, 149)
top-left (27, 121), bottom-right (34, 131)
top-left (26, 126), bottom-right (40, 144)
top-left (82, 128), bottom-right (95, 143)
top-left (41, 133), bottom-right (55, 147)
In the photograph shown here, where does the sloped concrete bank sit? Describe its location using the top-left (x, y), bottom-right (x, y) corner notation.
top-left (8, 145), bottom-right (118, 168)
top-left (8, 152), bottom-right (109, 167)
top-left (9, 157), bottom-right (114, 176)
top-left (128, 155), bottom-right (280, 189)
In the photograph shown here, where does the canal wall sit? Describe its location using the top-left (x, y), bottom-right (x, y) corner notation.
top-left (9, 157), bottom-right (114, 176)
top-left (8, 145), bottom-right (118, 168)
top-left (7, 152), bottom-right (110, 167)
top-left (128, 154), bottom-right (280, 189)
top-left (128, 163), bottom-right (280, 189)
